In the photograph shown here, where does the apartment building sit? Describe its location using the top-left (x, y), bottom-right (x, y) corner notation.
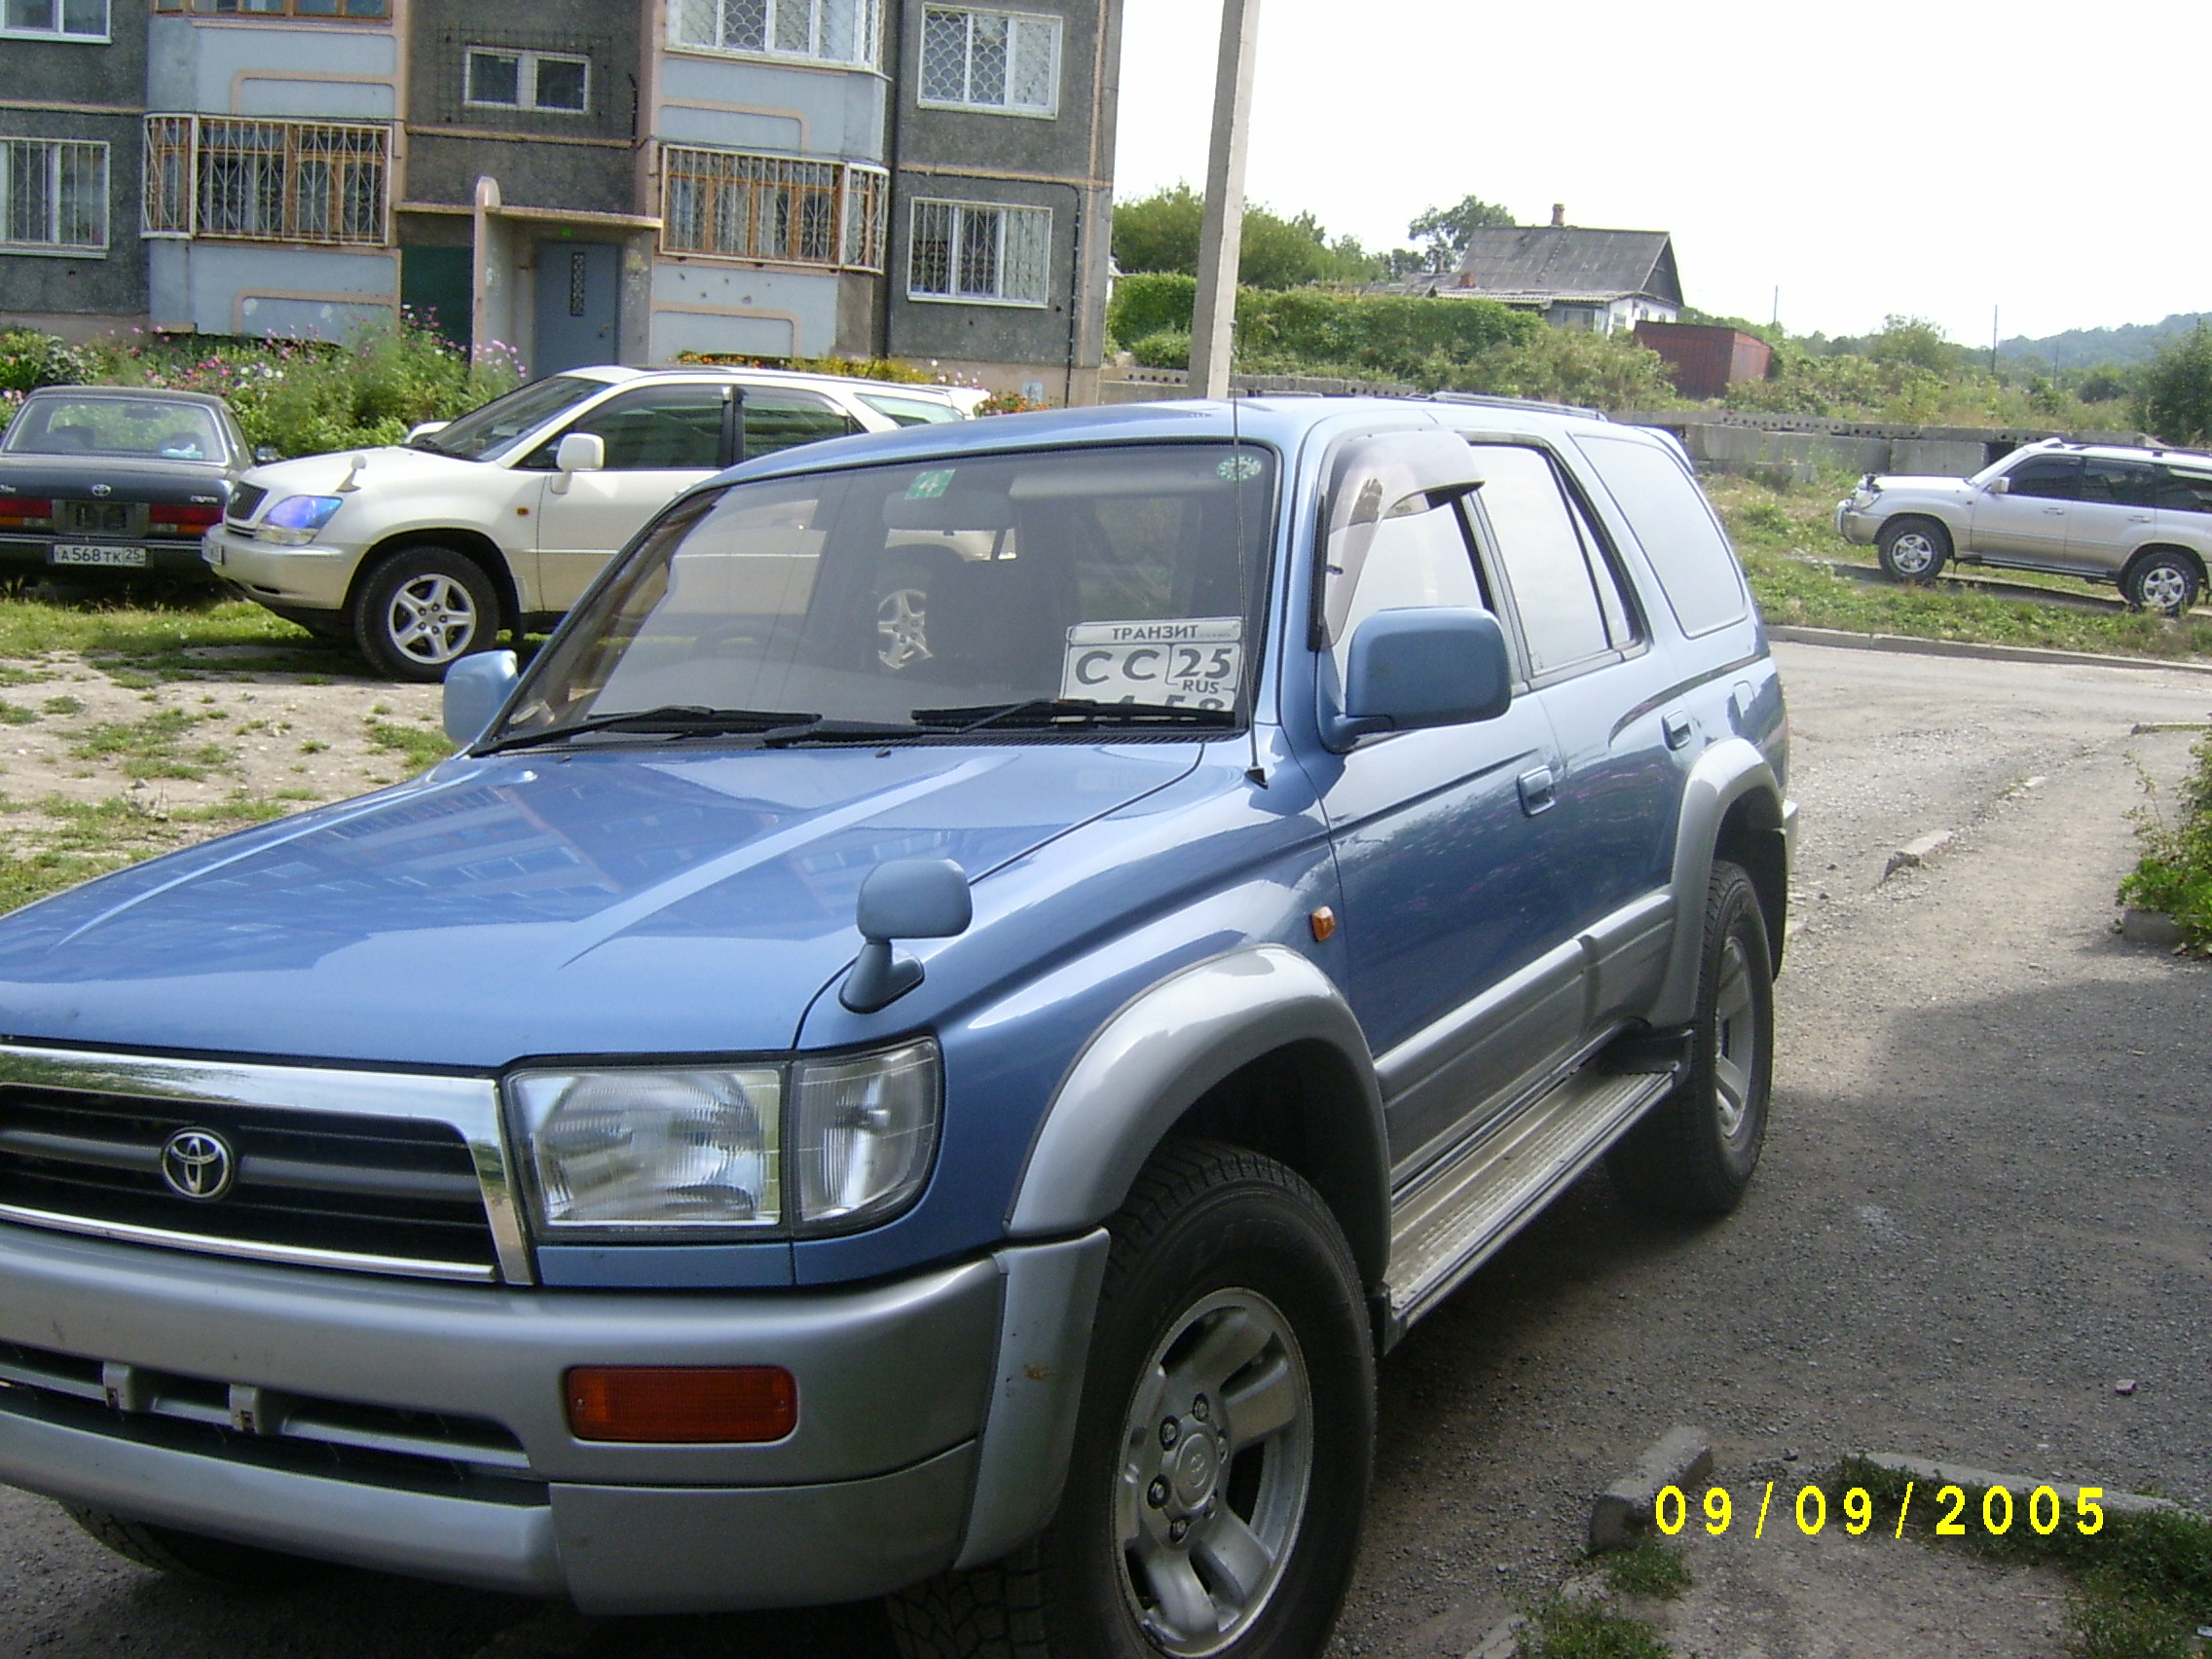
top-left (0, 0), bottom-right (1118, 400)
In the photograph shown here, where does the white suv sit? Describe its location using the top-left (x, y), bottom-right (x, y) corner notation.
top-left (1836, 439), bottom-right (2212, 614)
top-left (204, 367), bottom-right (974, 680)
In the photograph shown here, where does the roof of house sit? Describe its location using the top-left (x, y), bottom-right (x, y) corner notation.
top-left (1449, 227), bottom-right (1683, 309)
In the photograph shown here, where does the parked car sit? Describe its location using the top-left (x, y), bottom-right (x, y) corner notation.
top-left (0, 387), bottom-right (263, 588)
top-left (0, 396), bottom-right (1792, 1659)
top-left (203, 367), bottom-right (974, 680)
top-left (1836, 438), bottom-right (2212, 613)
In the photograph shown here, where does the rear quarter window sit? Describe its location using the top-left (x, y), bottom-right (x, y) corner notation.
top-left (1572, 433), bottom-right (1749, 637)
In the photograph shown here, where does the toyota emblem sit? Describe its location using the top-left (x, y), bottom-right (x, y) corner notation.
top-left (160, 1128), bottom-right (236, 1200)
top-left (91, 483), bottom-right (113, 498)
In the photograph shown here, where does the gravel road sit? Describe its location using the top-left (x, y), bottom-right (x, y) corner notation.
top-left (2, 640), bottom-right (2207, 1659)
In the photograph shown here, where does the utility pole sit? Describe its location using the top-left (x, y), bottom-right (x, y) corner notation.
top-left (1189, 0), bottom-right (1263, 400)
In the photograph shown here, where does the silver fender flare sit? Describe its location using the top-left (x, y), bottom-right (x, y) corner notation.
top-left (1006, 945), bottom-right (1389, 1278)
top-left (1651, 736), bottom-right (1786, 1026)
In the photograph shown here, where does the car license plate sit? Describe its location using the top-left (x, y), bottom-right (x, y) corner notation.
top-left (52, 544), bottom-right (149, 569)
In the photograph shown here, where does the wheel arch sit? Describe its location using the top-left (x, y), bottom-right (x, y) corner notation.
top-left (348, 530), bottom-right (524, 637)
top-left (1879, 512), bottom-right (1956, 550)
top-left (1006, 946), bottom-right (1391, 1290)
top-left (2121, 541), bottom-right (2207, 592)
top-left (1651, 738), bottom-right (1788, 1026)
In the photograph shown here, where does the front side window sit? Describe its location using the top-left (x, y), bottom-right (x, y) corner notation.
top-left (1472, 444), bottom-right (1636, 675)
top-left (1574, 433), bottom-right (1748, 637)
top-left (531, 387), bottom-right (729, 472)
top-left (3, 0), bottom-right (108, 38)
top-left (1324, 497), bottom-right (1485, 685)
top-left (2005, 456), bottom-right (2081, 501)
top-left (670, 0), bottom-right (879, 68)
top-left (492, 442), bottom-right (1278, 744)
top-left (466, 49), bottom-right (591, 113)
top-left (920, 7), bottom-right (1060, 115)
top-left (0, 139), bottom-right (106, 250)
top-left (908, 199), bottom-right (1051, 305)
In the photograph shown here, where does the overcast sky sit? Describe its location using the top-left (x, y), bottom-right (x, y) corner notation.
top-left (1111, 0), bottom-right (2203, 347)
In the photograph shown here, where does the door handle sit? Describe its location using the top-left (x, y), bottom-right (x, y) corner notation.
top-left (1517, 766), bottom-right (1556, 816)
top-left (2129, 513), bottom-right (2153, 523)
top-left (2044, 506), bottom-right (2065, 515)
top-left (1663, 710), bottom-right (1694, 750)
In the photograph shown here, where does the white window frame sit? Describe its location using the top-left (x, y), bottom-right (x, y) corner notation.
top-left (918, 6), bottom-right (1060, 118)
top-left (463, 47), bottom-right (592, 115)
top-left (668, 0), bottom-right (881, 71)
top-left (0, 138), bottom-right (108, 255)
top-left (0, 0), bottom-right (109, 41)
top-left (906, 198), bottom-right (1051, 308)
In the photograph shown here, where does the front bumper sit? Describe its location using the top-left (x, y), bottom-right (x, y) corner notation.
top-left (1834, 502), bottom-right (1877, 545)
top-left (0, 1222), bottom-right (1107, 1611)
top-left (201, 526), bottom-right (356, 609)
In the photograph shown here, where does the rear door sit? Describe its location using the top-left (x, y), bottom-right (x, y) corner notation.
top-left (2067, 457), bottom-right (2159, 576)
top-left (2154, 464), bottom-right (2212, 564)
top-left (1972, 454), bottom-right (2078, 561)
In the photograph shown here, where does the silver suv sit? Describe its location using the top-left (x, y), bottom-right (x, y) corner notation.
top-left (1836, 439), bottom-right (2212, 614)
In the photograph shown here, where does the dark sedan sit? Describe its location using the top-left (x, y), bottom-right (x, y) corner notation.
top-left (0, 387), bottom-right (263, 585)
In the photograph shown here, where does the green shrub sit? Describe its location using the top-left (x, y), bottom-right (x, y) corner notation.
top-left (1109, 273), bottom-right (1200, 346)
top-left (0, 330), bottom-right (93, 394)
top-left (2136, 324), bottom-right (2212, 446)
top-left (1126, 330), bottom-right (1191, 370)
top-left (2120, 728), bottom-right (2212, 945)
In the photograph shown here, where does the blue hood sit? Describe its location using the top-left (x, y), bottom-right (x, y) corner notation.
top-left (0, 744), bottom-right (1198, 1068)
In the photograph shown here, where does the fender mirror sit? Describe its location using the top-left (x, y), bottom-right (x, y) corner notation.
top-left (1324, 608), bottom-right (1513, 750)
top-left (442, 650), bottom-right (519, 745)
top-left (842, 858), bottom-right (973, 1014)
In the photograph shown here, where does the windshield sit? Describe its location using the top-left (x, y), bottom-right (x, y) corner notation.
top-left (4, 397), bottom-right (229, 461)
top-left (493, 441), bottom-right (1278, 745)
top-left (413, 376), bottom-right (604, 461)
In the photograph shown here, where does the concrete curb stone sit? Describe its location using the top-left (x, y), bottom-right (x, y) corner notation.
top-left (1589, 1425), bottom-right (1714, 1553)
top-left (1768, 624), bottom-right (2212, 678)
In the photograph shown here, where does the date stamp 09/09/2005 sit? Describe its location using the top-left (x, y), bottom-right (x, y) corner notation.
top-left (1653, 1480), bottom-right (2113, 1541)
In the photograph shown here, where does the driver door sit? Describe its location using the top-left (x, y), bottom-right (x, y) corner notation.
top-left (1972, 455), bottom-right (2078, 561)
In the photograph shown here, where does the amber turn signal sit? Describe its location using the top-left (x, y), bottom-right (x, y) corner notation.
top-left (1309, 906), bottom-right (1338, 942)
top-left (566, 1365), bottom-right (797, 1444)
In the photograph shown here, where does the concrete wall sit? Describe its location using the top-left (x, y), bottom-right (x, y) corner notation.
top-left (647, 259), bottom-right (842, 360)
top-left (658, 51), bottom-right (887, 162)
top-left (149, 16), bottom-right (398, 118)
top-left (1663, 423), bottom-right (1996, 484)
top-left (153, 241), bottom-right (396, 341)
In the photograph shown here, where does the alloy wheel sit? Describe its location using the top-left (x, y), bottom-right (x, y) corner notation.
top-left (1712, 934), bottom-right (1758, 1144)
top-left (385, 573), bottom-right (479, 667)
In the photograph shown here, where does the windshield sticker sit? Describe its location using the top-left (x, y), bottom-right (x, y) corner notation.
top-left (906, 468), bottom-right (956, 499)
top-left (1217, 454), bottom-right (1266, 483)
top-left (1061, 618), bottom-right (1244, 710)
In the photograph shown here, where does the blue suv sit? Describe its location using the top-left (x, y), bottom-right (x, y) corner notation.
top-left (0, 396), bottom-right (1791, 1659)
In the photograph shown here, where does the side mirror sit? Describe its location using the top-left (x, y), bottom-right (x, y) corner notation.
top-left (405, 421), bottom-right (450, 445)
top-left (841, 858), bottom-right (973, 1014)
top-left (252, 444), bottom-right (279, 465)
top-left (1324, 608), bottom-right (1513, 751)
top-left (1985, 476), bottom-right (2010, 496)
top-left (442, 649), bottom-right (519, 745)
top-left (549, 432), bottom-right (605, 495)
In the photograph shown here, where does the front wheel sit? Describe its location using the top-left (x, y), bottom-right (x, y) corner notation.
top-left (351, 545), bottom-right (502, 682)
top-left (1607, 860), bottom-right (1775, 1218)
top-left (1876, 517), bottom-right (1951, 581)
top-left (891, 1142), bottom-right (1374, 1659)
top-left (2122, 550), bottom-right (2202, 616)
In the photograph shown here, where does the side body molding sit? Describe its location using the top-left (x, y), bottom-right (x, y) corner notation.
top-left (1650, 736), bottom-right (1787, 1027)
top-left (1007, 946), bottom-right (1390, 1284)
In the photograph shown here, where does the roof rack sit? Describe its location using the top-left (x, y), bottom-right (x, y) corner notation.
top-left (1431, 390), bottom-right (1605, 421)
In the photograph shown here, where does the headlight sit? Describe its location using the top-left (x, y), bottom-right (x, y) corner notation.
top-left (512, 1067), bottom-right (784, 1230)
top-left (792, 1040), bottom-right (940, 1229)
top-left (256, 494), bottom-right (344, 546)
top-left (507, 1041), bottom-right (940, 1236)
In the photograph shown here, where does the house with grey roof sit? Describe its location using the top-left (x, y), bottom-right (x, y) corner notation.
top-left (1415, 208), bottom-right (1683, 336)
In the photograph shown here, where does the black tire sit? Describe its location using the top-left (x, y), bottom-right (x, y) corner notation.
top-left (64, 1505), bottom-right (331, 1591)
top-left (350, 544), bottom-right (502, 683)
top-left (890, 1141), bottom-right (1374, 1659)
top-left (2121, 549), bottom-right (2202, 616)
top-left (1875, 517), bottom-right (1951, 582)
top-left (1607, 860), bottom-right (1775, 1219)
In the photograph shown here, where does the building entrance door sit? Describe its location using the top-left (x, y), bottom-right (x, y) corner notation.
top-left (533, 242), bottom-right (619, 374)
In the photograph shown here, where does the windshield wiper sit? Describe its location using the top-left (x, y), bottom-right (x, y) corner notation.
top-left (909, 698), bottom-right (1240, 734)
top-left (759, 717), bottom-right (927, 748)
top-left (474, 705), bottom-right (821, 755)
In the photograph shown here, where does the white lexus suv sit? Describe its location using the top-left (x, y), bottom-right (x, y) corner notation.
top-left (204, 367), bottom-right (975, 680)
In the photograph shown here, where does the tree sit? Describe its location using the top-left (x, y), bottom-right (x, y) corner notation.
top-left (1110, 186), bottom-right (1380, 289)
top-left (1406, 194), bottom-right (1516, 274)
top-left (2137, 324), bottom-right (2212, 446)
top-left (1866, 315), bottom-right (1966, 377)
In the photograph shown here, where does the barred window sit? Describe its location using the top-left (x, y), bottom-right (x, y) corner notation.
top-left (3, 0), bottom-right (109, 40)
top-left (919, 7), bottom-right (1058, 115)
top-left (140, 116), bottom-right (387, 245)
top-left (153, 0), bottom-right (390, 17)
top-left (669, 0), bottom-right (878, 68)
top-left (0, 139), bottom-right (107, 251)
top-left (661, 147), bottom-right (885, 273)
top-left (907, 199), bottom-right (1049, 306)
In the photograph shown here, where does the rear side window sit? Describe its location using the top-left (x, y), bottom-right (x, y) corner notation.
top-left (1573, 434), bottom-right (1748, 637)
top-left (743, 391), bottom-right (861, 458)
top-left (2080, 458), bottom-right (2157, 507)
top-left (2157, 468), bottom-right (2212, 515)
top-left (1470, 444), bottom-right (1637, 676)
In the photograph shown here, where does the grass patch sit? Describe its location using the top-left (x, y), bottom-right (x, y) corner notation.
top-left (1708, 474), bottom-right (2212, 663)
top-left (1519, 1596), bottom-right (1676, 1659)
top-left (0, 793), bottom-right (290, 913)
top-left (67, 709), bottom-right (233, 780)
top-left (2120, 730), bottom-right (2212, 949)
top-left (41, 695), bottom-right (81, 716)
top-left (0, 700), bottom-right (36, 724)
top-left (366, 720), bottom-right (455, 772)
top-left (1602, 1539), bottom-right (1691, 1601)
top-left (0, 594), bottom-right (357, 684)
top-left (1825, 1456), bottom-right (2212, 1659)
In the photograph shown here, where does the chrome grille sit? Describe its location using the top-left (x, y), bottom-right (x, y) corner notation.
top-left (0, 1085), bottom-right (499, 1280)
top-left (226, 481), bottom-right (268, 523)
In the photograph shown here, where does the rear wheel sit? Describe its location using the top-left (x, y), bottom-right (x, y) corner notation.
top-left (2122, 550), bottom-right (2201, 616)
top-left (1607, 860), bottom-right (1774, 1218)
top-left (65, 1505), bottom-right (331, 1591)
top-left (1876, 517), bottom-right (1950, 581)
top-left (351, 545), bottom-right (501, 682)
top-left (890, 1141), bottom-right (1373, 1659)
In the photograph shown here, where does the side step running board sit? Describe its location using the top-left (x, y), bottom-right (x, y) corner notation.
top-left (1382, 1067), bottom-right (1676, 1339)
